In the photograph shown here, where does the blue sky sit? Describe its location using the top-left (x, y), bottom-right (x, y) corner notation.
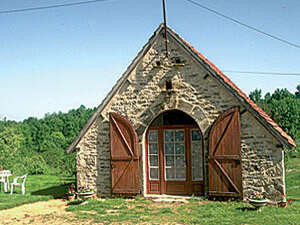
top-left (1, 0), bottom-right (299, 121)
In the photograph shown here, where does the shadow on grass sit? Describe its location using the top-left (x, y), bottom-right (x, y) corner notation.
top-left (67, 199), bottom-right (85, 205)
top-left (237, 207), bottom-right (259, 211)
top-left (31, 183), bottom-right (70, 199)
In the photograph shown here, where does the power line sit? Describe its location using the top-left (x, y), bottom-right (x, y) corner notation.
top-left (2, 0), bottom-right (299, 52)
top-left (223, 70), bottom-right (300, 76)
top-left (183, 0), bottom-right (300, 50)
top-left (0, 0), bottom-right (115, 15)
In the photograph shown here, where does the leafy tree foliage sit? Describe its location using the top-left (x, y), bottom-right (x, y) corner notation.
top-left (0, 126), bottom-right (25, 170)
top-left (0, 105), bottom-right (95, 175)
top-left (249, 85), bottom-right (300, 143)
top-left (296, 85), bottom-right (300, 99)
top-left (271, 97), bottom-right (300, 139)
top-left (249, 89), bottom-right (262, 103)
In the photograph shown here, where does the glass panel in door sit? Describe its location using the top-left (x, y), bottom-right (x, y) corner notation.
top-left (148, 130), bottom-right (159, 180)
top-left (164, 130), bottom-right (186, 181)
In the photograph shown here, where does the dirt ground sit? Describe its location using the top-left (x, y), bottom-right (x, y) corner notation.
top-left (0, 200), bottom-right (101, 225)
top-left (0, 198), bottom-right (192, 224)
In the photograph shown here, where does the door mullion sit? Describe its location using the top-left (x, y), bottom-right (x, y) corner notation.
top-left (159, 127), bottom-right (165, 194)
top-left (186, 128), bottom-right (192, 194)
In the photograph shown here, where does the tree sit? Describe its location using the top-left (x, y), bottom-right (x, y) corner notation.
top-left (0, 126), bottom-right (25, 171)
top-left (249, 89), bottom-right (262, 102)
top-left (296, 85), bottom-right (300, 99)
top-left (271, 97), bottom-right (300, 139)
top-left (249, 84), bottom-right (300, 141)
top-left (264, 92), bottom-right (272, 103)
top-left (271, 88), bottom-right (293, 101)
top-left (0, 105), bottom-right (95, 175)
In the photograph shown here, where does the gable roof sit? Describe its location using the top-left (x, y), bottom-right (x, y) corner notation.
top-left (67, 24), bottom-right (296, 153)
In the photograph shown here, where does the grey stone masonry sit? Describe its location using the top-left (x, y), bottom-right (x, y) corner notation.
top-left (241, 113), bottom-right (284, 200)
top-left (75, 32), bottom-right (285, 200)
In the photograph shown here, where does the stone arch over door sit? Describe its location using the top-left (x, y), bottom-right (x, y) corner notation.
top-left (135, 99), bottom-right (210, 139)
top-left (144, 109), bottom-right (205, 195)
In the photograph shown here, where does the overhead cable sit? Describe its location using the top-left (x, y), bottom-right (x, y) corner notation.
top-left (0, 0), bottom-right (115, 15)
top-left (183, 0), bottom-right (300, 49)
top-left (223, 70), bottom-right (300, 76)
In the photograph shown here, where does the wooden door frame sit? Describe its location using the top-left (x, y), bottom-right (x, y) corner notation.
top-left (145, 124), bottom-right (204, 195)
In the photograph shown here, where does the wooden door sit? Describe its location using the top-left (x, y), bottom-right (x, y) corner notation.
top-left (208, 107), bottom-right (242, 198)
top-left (110, 113), bottom-right (140, 195)
top-left (146, 126), bottom-right (204, 195)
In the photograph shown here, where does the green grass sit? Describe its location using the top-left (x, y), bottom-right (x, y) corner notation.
top-left (0, 174), bottom-right (74, 210)
top-left (1, 149), bottom-right (299, 224)
top-left (66, 197), bottom-right (300, 225)
top-left (65, 150), bottom-right (300, 225)
top-left (285, 150), bottom-right (300, 200)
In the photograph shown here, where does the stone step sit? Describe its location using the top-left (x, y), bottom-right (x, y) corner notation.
top-left (145, 194), bottom-right (205, 203)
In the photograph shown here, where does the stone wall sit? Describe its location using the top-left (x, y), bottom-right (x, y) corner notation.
top-left (75, 32), bottom-right (285, 200)
top-left (241, 113), bottom-right (284, 200)
top-left (76, 116), bottom-right (111, 196)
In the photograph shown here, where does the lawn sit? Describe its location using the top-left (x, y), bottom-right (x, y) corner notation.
top-left (65, 150), bottom-right (300, 225)
top-left (285, 150), bottom-right (300, 201)
top-left (0, 174), bottom-right (74, 210)
top-left (0, 150), bottom-right (299, 224)
top-left (65, 197), bottom-right (300, 225)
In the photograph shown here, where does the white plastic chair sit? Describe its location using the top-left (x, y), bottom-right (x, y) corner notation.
top-left (10, 174), bottom-right (28, 195)
top-left (0, 176), bottom-right (8, 192)
top-left (0, 170), bottom-right (11, 192)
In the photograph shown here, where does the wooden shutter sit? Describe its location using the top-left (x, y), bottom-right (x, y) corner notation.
top-left (110, 112), bottom-right (140, 195)
top-left (208, 107), bottom-right (242, 198)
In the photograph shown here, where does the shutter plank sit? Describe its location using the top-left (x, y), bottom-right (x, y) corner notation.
top-left (208, 107), bottom-right (242, 198)
top-left (110, 113), bottom-right (140, 195)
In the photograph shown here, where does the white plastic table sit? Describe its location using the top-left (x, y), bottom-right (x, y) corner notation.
top-left (0, 170), bottom-right (12, 192)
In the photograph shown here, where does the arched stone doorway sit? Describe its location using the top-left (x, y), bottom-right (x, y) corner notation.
top-left (145, 110), bottom-right (204, 195)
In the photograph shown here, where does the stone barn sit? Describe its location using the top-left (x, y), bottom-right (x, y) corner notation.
top-left (67, 24), bottom-right (296, 200)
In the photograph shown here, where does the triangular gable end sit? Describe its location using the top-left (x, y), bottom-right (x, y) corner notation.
top-left (67, 24), bottom-right (295, 153)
